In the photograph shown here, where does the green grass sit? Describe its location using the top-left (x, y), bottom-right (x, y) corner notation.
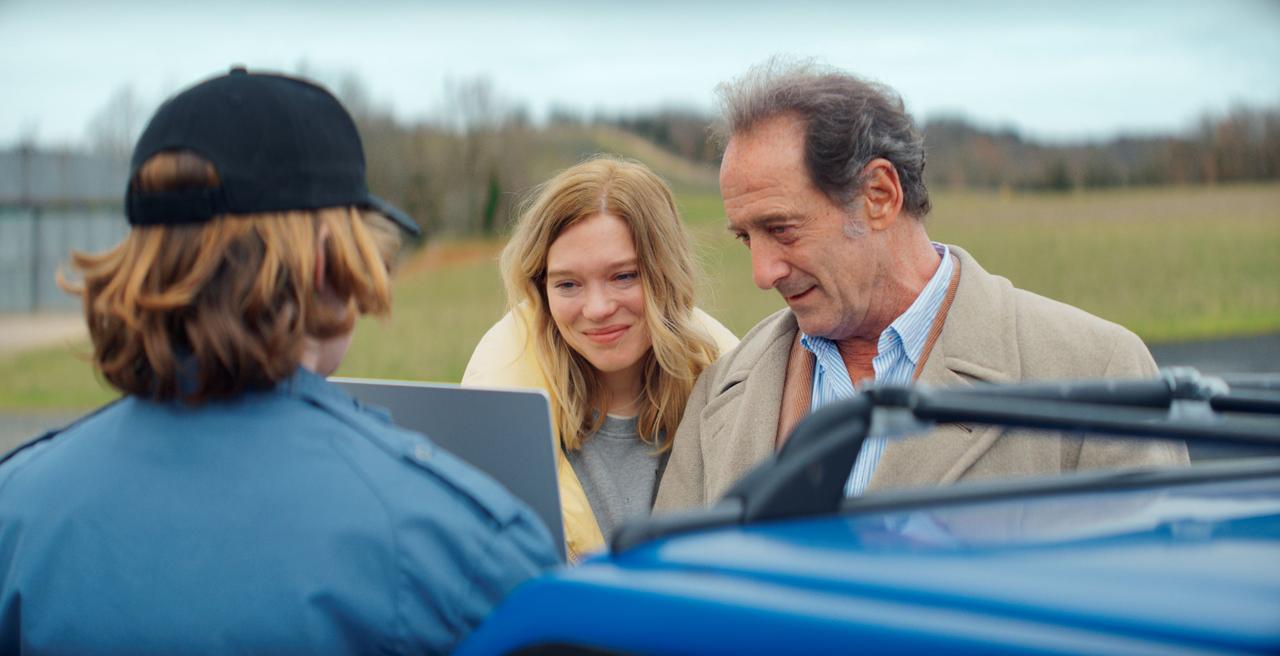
top-left (3, 183), bottom-right (1277, 410)
top-left (0, 343), bottom-right (119, 410)
top-left (677, 191), bottom-right (732, 225)
top-left (926, 185), bottom-right (1280, 341)
top-left (690, 184), bottom-right (1280, 341)
top-left (339, 258), bottom-right (505, 382)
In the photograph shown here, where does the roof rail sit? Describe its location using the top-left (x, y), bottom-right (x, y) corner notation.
top-left (612, 368), bottom-right (1280, 553)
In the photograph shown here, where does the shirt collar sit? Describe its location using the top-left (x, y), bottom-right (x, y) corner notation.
top-left (801, 242), bottom-right (952, 367)
top-left (886, 243), bottom-right (952, 366)
top-left (280, 366), bottom-right (352, 404)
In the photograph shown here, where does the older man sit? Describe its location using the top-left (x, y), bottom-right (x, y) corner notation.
top-left (655, 62), bottom-right (1188, 511)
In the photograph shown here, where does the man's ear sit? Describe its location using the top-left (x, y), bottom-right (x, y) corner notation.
top-left (859, 158), bottom-right (904, 230)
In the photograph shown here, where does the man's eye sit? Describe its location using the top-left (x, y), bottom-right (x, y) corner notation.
top-left (734, 232), bottom-right (750, 245)
top-left (768, 225), bottom-right (793, 237)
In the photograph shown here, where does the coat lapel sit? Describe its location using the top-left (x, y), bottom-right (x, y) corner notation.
top-left (701, 310), bottom-right (796, 500)
top-left (869, 246), bottom-right (1023, 491)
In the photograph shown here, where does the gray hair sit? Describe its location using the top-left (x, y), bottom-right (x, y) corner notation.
top-left (713, 58), bottom-right (931, 219)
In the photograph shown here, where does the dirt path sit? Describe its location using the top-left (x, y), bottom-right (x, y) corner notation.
top-left (0, 312), bottom-right (86, 358)
top-left (0, 240), bottom-right (500, 359)
top-left (398, 240), bottom-right (502, 277)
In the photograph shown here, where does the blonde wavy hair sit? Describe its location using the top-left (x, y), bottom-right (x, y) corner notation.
top-left (501, 156), bottom-right (719, 452)
top-left (62, 151), bottom-right (401, 403)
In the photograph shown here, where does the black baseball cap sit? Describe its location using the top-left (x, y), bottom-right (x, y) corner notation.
top-left (126, 66), bottom-right (421, 237)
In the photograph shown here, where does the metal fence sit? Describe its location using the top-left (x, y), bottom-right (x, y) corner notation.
top-left (0, 146), bottom-right (130, 312)
top-left (0, 207), bottom-right (127, 312)
top-left (0, 147), bottom-right (125, 204)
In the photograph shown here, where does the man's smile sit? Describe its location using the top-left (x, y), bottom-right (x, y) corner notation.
top-left (785, 287), bottom-right (815, 302)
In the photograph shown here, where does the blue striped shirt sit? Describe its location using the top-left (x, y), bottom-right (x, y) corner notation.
top-left (800, 243), bottom-right (953, 496)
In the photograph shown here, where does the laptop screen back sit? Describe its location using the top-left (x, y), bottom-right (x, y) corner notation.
top-left (331, 377), bottom-right (566, 562)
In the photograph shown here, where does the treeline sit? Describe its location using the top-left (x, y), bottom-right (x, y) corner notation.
top-left (923, 107), bottom-right (1280, 191)
top-left (346, 81), bottom-right (729, 238)
top-left (344, 81), bottom-right (714, 237)
top-left (592, 105), bottom-right (1280, 192)
top-left (78, 76), bottom-right (565, 238)
top-left (595, 109), bottom-right (721, 164)
top-left (343, 77), bottom-right (540, 237)
top-left (76, 75), bottom-right (1280, 237)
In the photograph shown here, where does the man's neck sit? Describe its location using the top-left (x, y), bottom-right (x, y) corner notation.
top-left (848, 230), bottom-right (942, 340)
top-left (299, 331), bottom-right (353, 378)
top-left (835, 338), bottom-right (879, 386)
top-left (831, 230), bottom-right (942, 366)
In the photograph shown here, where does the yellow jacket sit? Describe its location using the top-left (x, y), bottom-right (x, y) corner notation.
top-left (461, 305), bottom-right (738, 561)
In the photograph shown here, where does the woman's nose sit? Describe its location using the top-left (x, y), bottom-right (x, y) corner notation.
top-left (581, 285), bottom-right (617, 321)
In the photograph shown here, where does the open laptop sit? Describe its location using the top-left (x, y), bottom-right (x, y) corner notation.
top-left (331, 377), bottom-right (566, 562)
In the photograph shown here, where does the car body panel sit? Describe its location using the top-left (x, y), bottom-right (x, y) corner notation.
top-left (460, 466), bottom-right (1280, 655)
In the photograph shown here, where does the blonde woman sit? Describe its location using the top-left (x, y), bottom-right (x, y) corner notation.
top-left (464, 156), bottom-right (738, 560)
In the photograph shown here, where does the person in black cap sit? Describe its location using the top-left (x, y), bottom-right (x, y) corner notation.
top-left (0, 67), bottom-right (557, 654)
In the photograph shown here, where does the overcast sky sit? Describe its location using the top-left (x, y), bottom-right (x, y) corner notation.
top-left (3, 0), bottom-right (1278, 149)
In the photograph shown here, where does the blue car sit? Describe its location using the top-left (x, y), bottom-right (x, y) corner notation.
top-left (460, 371), bottom-right (1280, 655)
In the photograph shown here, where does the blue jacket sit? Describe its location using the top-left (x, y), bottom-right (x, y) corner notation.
top-left (0, 368), bottom-right (558, 654)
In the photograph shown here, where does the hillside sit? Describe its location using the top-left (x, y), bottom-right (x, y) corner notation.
top-left (357, 117), bottom-right (721, 239)
top-left (516, 124), bottom-right (719, 202)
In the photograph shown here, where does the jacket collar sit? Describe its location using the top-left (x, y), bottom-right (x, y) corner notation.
top-left (709, 246), bottom-right (1026, 492)
top-left (279, 367), bottom-right (394, 421)
top-left (918, 244), bottom-right (1021, 387)
top-left (713, 307), bottom-right (798, 397)
top-left (723, 245), bottom-right (1021, 393)
top-left (871, 245), bottom-right (1024, 490)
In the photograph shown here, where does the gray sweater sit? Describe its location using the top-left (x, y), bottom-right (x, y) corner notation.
top-left (567, 415), bottom-right (659, 539)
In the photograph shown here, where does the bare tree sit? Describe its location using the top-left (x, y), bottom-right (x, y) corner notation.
top-left (84, 85), bottom-right (144, 164)
top-left (431, 75), bottom-right (532, 235)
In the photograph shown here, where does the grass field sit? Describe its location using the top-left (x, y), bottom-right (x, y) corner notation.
top-left (3, 183), bottom-right (1277, 411)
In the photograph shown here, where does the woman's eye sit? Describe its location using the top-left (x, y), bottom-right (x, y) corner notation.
top-left (551, 280), bottom-right (579, 292)
top-left (615, 271), bottom-right (639, 283)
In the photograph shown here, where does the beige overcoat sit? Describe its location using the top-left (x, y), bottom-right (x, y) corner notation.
top-left (654, 246), bottom-right (1189, 512)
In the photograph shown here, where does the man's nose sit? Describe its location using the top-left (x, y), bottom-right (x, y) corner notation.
top-left (750, 241), bottom-right (790, 291)
top-left (582, 285), bottom-right (617, 321)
